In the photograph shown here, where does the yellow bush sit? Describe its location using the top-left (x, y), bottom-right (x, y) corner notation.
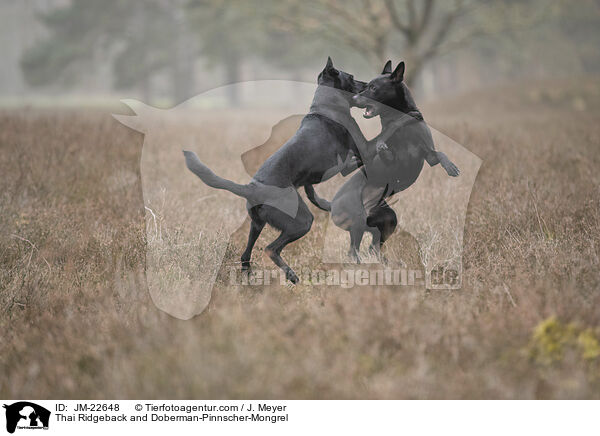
top-left (529, 317), bottom-right (599, 365)
top-left (578, 329), bottom-right (600, 360)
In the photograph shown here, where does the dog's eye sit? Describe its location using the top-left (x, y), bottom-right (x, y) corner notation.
top-left (369, 84), bottom-right (376, 91)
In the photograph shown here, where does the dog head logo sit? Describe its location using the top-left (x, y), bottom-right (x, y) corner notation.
top-left (3, 402), bottom-right (50, 433)
top-left (114, 79), bottom-right (481, 319)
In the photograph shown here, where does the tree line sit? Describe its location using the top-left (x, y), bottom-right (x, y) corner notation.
top-left (19, 0), bottom-right (600, 103)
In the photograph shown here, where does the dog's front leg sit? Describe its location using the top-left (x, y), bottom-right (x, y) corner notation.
top-left (437, 151), bottom-right (460, 177)
top-left (340, 150), bottom-right (363, 176)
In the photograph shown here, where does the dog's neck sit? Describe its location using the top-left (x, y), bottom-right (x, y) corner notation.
top-left (379, 104), bottom-right (423, 129)
top-left (308, 84), bottom-right (368, 157)
top-left (309, 85), bottom-right (353, 119)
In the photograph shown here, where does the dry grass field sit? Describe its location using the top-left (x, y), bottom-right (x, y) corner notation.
top-left (1, 77), bottom-right (600, 399)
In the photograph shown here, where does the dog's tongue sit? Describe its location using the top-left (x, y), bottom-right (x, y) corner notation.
top-left (364, 107), bottom-right (373, 117)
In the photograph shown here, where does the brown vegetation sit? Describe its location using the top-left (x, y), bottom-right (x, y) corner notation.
top-left (1, 77), bottom-right (599, 398)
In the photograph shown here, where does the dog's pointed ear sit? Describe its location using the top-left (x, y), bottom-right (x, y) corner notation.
top-left (382, 60), bottom-right (392, 74)
top-left (391, 61), bottom-right (405, 82)
top-left (325, 56), bottom-right (339, 75)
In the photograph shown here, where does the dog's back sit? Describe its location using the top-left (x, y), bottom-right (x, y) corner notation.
top-left (252, 112), bottom-right (356, 187)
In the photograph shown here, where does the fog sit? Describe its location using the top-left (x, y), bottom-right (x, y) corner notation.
top-left (1, 0), bottom-right (599, 106)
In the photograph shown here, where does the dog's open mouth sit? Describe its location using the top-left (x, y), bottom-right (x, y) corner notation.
top-left (363, 105), bottom-right (377, 119)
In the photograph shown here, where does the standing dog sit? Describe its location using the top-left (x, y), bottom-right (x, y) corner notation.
top-left (184, 58), bottom-right (366, 283)
top-left (329, 61), bottom-right (459, 261)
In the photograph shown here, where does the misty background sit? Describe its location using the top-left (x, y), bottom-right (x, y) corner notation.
top-left (1, 0), bottom-right (599, 107)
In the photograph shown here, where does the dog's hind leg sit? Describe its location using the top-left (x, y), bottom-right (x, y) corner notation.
top-left (264, 201), bottom-right (313, 284)
top-left (241, 218), bottom-right (266, 271)
top-left (377, 204), bottom-right (398, 244)
top-left (348, 228), bottom-right (364, 263)
top-left (368, 227), bottom-right (382, 258)
top-left (366, 203), bottom-right (398, 262)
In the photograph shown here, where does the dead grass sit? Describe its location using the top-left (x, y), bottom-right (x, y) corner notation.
top-left (1, 77), bottom-right (600, 399)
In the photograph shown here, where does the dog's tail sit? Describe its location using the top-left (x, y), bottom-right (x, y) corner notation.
top-left (183, 150), bottom-right (254, 199)
top-left (304, 184), bottom-right (331, 211)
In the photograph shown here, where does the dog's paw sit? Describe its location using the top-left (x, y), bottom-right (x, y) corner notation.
top-left (378, 253), bottom-right (390, 265)
top-left (341, 155), bottom-right (362, 176)
top-left (348, 155), bottom-right (362, 168)
top-left (285, 269), bottom-right (299, 284)
top-left (376, 140), bottom-right (389, 153)
top-left (347, 250), bottom-right (361, 264)
top-left (443, 161), bottom-right (460, 177)
top-left (368, 245), bottom-right (385, 262)
top-left (438, 152), bottom-right (460, 177)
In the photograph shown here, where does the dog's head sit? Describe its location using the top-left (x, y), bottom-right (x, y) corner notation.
top-left (353, 61), bottom-right (418, 118)
top-left (318, 57), bottom-right (366, 95)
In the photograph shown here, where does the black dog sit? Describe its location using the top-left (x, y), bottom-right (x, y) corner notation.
top-left (184, 58), bottom-right (366, 283)
top-left (330, 61), bottom-right (459, 261)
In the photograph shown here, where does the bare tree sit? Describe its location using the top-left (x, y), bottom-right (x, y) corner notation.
top-left (277, 0), bottom-right (549, 84)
